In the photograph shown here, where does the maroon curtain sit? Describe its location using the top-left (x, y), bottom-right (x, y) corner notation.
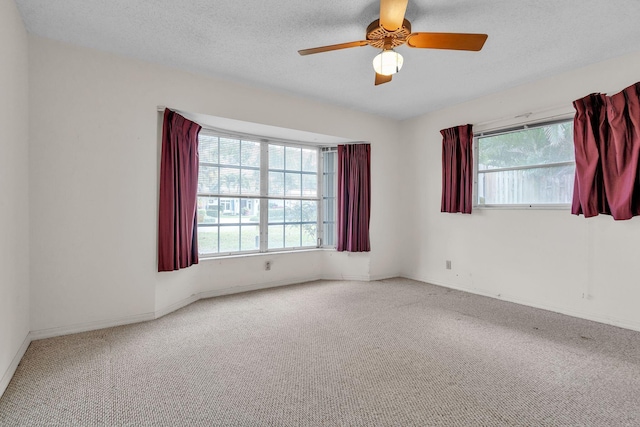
top-left (158, 109), bottom-right (201, 271)
top-left (336, 144), bottom-right (371, 252)
top-left (572, 82), bottom-right (640, 220)
top-left (441, 124), bottom-right (473, 214)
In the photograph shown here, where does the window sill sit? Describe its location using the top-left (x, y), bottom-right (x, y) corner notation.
top-left (198, 247), bottom-right (335, 261)
top-left (475, 204), bottom-right (571, 210)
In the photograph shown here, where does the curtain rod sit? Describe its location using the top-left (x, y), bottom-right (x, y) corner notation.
top-left (473, 103), bottom-right (575, 133)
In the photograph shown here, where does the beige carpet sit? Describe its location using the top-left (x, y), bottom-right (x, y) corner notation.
top-left (2, 278), bottom-right (640, 426)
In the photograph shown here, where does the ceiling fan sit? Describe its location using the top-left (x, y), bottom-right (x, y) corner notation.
top-left (298, 0), bottom-right (488, 85)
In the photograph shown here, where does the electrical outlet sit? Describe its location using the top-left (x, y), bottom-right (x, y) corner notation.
top-left (446, 260), bottom-right (452, 270)
top-left (265, 261), bottom-right (271, 271)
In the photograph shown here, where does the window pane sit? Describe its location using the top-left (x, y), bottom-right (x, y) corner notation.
top-left (219, 168), bottom-right (240, 194)
top-left (219, 137), bottom-right (240, 166)
top-left (285, 201), bottom-right (301, 223)
top-left (285, 173), bottom-right (301, 196)
top-left (323, 195), bottom-right (335, 247)
top-left (198, 226), bottom-right (218, 254)
top-left (302, 148), bottom-right (317, 172)
top-left (285, 224), bottom-right (301, 248)
top-left (269, 171), bottom-right (284, 196)
top-left (323, 222), bottom-right (335, 247)
top-left (268, 225), bottom-right (284, 249)
top-left (302, 224), bottom-right (317, 247)
top-left (285, 146), bottom-right (301, 171)
top-left (323, 171), bottom-right (334, 195)
top-left (323, 151), bottom-right (336, 196)
top-left (219, 198), bottom-right (241, 221)
top-left (240, 169), bottom-right (260, 195)
top-left (478, 122), bottom-right (574, 170)
top-left (323, 198), bottom-right (334, 221)
top-left (478, 165), bottom-right (575, 205)
top-left (197, 196), bottom-right (219, 224)
top-left (240, 225), bottom-right (260, 251)
top-left (324, 150), bottom-right (336, 174)
top-left (241, 140), bottom-right (260, 168)
top-left (241, 199), bottom-right (260, 223)
top-left (198, 166), bottom-right (219, 194)
top-left (268, 200), bottom-right (284, 223)
top-left (199, 134), bottom-right (218, 163)
top-left (302, 174), bottom-right (317, 197)
top-left (269, 145), bottom-right (284, 170)
top-left (302, 200), bottom-right (318, 223)
top-left (219, 226), bottom-right (240, 253)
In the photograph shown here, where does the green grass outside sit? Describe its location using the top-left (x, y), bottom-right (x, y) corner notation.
top-left (198, 224), bottom-right (316, 254)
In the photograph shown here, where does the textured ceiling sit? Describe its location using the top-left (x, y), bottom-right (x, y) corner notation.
top-left (15, 0), bottom-right (640, 120)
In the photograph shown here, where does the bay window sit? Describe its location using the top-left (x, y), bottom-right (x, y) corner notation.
top-left (196, 129), bottom-right (335, 256)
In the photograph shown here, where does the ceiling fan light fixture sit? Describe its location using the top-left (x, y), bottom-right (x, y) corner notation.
top-left (373, 49), bottom-right (404, 76)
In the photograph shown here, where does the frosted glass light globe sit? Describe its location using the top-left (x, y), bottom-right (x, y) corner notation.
top-left (372, 49), bottom-right (404, 76)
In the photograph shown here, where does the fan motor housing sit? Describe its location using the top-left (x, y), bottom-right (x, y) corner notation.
top-left (366, 19), bottom-right (412, 49)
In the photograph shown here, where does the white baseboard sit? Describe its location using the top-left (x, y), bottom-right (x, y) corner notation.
top-left (402, 274), bottom-right (640, 334)
top-left (369, 273), bottom-right (401, 281)
top-left (198, 276), bottom-right (324, 300)
top-left (156, 276), bottom-right (325, 319)
top-left (156, 274), bottom-right (404, 319)
top-left (320, 274), bottom-right (371, 281)
top-left (30, 312), bottom-right (155, 341)
top-left (156, 274), bottom-right (407, 320)
top-left (1, 334), bottom-right (31, 398)
top-left (154, 295), bottom-right (199, 319)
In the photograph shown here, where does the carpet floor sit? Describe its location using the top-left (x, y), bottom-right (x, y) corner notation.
top-left (2, 278), bottom-right (640, 426)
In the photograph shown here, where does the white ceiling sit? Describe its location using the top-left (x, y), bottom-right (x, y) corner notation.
top-left (15, 0), bottom-right (640, 120)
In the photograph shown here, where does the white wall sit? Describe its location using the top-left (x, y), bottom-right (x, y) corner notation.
top-left (401, 51), bottom-right (640, 331)
top-left (0, 0), bottom-right (30, 393)
top-left (28, 36), bottom-right (402, 334)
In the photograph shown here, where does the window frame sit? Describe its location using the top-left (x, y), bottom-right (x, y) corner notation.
top-left (196, 128), bottom-right (335, 258)
top-left (473, 118), bottom-right (576, 209)
top-left (321, 147), bottom-right (337, 249)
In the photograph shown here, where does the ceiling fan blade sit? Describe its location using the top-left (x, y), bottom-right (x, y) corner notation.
top-left (298, 40), bottom-right (370, 56)
top-left (375, 73), bottom-right (392, 86)
top-left (379, 0), bottom-right (409, 31)
top-left (407, 32), bottom-right (488, 51)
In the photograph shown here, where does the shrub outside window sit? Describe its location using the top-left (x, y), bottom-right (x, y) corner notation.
top-left (475, 119), bottom-right (575, 207)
